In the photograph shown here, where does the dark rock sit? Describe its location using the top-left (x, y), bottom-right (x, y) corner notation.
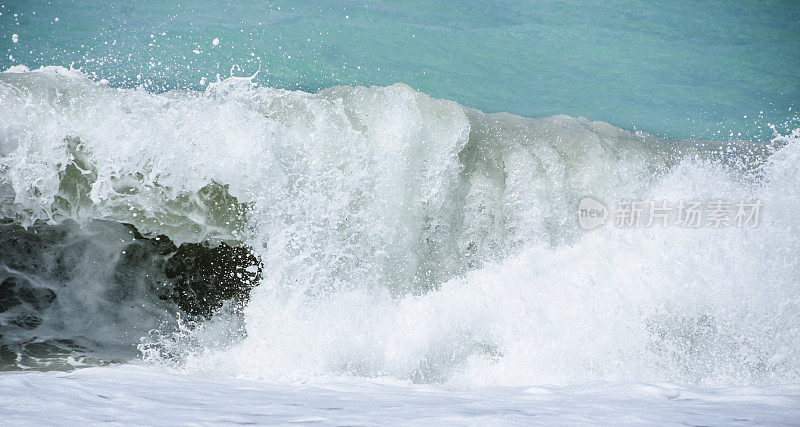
top-left (161, 241), bottom-right (262, 318)
top-left (9, 314), bottom-right (42, 329)
top-left (123, 223), bottom-right (177, 255)
top-left (0, 277), bottom-right (22, 312)
top-left (16, 285), bottom-right (57, 310)
top-left (122, 223), bottom-right (262, 319)
top-left (0, 345), bottom-right (18, 368)
top-left (0, 220), bottom-right (261, 325)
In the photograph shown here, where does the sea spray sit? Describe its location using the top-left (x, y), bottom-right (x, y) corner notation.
top-left (1, 66), bottom-right (798, 386)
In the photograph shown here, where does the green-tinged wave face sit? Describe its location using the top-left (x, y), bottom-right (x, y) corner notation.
top-left (2, 66), bottom-right (800, 386)
top-left (1, 66), bottom-right (675, 250)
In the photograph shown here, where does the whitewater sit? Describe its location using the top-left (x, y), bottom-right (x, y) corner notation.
top-left (1, 65), bottom-right (799, 424)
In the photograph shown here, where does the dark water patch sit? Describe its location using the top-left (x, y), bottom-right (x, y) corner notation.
top-left (0, 220), bottom-right (261, 371)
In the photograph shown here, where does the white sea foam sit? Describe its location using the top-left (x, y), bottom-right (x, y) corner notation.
top-left (1, 66), bottom-right (798, 388)
top-left (1, 365), bottom-right (799, 425)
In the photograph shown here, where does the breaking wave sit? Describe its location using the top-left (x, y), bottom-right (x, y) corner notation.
top-left (1, 65), bottom-right (798, 387)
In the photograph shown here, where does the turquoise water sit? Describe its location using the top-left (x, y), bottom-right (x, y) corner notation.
top-left (1, 0), bottom-right (798, 138)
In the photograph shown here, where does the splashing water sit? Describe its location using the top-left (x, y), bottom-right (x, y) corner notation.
top-left (1, 66), bottom-right (799, 388)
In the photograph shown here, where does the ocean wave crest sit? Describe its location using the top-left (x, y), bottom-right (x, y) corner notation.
top-left (1, 66), bottom-right (799, 386)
